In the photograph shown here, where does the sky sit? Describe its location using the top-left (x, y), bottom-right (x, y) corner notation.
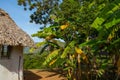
top-left (0, 0), bottom-right (42, 42)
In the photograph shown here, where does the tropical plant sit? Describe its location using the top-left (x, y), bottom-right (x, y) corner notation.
top-left (18, 0), bottom-right (120, 80)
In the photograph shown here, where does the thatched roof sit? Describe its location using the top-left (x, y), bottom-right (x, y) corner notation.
top-left (0, 8), bottom-right (34, 47)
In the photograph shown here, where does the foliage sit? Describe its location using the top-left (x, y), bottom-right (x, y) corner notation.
top-left (18, 0), bottom-right (61, 26)
top-left (19, 0), bottom-right (120, 80)
top-left (43, 49), bottom-right (60, 66)
top-left (24, 52), bottom-right (49, 69)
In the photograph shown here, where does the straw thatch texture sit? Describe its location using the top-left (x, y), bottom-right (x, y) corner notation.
top-left (0, 8), bottom-right (34, 47)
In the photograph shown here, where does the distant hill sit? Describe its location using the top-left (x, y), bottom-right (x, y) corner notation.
top-left (23, 40), bottom-right (65, 54)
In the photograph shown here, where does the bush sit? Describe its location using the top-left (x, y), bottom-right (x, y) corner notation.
top-left (23, 51), bottom-right (49, 69)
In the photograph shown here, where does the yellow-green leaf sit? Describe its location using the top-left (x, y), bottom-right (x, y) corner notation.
top-left (43, 49), bottom-right (60, 65)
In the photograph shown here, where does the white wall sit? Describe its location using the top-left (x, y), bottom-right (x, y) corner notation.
top-left (0, 46), bottom-right (23, 80)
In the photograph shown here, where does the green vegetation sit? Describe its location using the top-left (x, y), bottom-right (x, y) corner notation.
top-left (23, 40), bottom-right (65, 69)
top-left (24, 51), bottom-right (48, 69)
top-left (19, 0), bottom-right (120, 80)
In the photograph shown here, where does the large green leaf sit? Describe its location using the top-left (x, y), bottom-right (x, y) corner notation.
top-left (43, 49), bottom-right (60, 66)
top-left (92, 0), bottom-right (120, 30)
top-left (61, 41), bottom-right (76, 58)
top-left (104, 10), bottom-right (120, 29)
top-left (78, 39), bottom-right (106, 52)
top-left (78, 40), bottom-right (97, 48)
top-left (32, 26), bottom-right (57, 38)
top-left (35, 41), bottom-right (47, 48)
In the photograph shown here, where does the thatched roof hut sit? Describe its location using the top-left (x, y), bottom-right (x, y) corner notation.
top-left (0, 8), bottom-right (34, 47)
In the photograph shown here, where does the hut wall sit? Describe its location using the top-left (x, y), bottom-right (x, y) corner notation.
top-left (0, 46), bottom-right (23, 80)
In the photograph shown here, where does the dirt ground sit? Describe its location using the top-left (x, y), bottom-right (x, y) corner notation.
top-left (24, 69), bottom-right (67, 80)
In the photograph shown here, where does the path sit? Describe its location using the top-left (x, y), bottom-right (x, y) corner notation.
top-left (24, 69), bottom-right (67, 80)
